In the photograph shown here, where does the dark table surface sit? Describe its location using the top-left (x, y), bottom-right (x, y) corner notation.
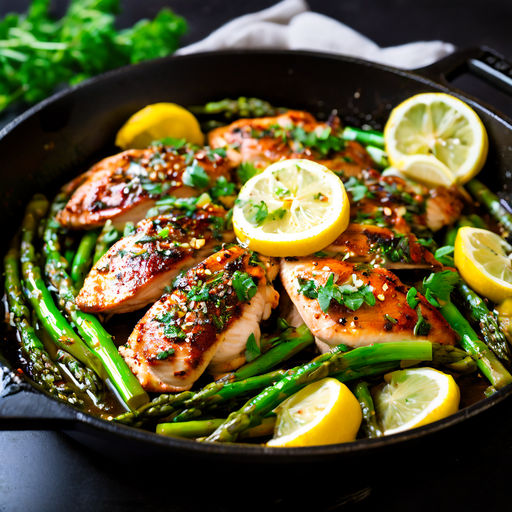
top-left (1, 1), bottom-right (512, 511)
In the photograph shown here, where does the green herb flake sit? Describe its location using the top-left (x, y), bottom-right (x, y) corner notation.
top-left (406, 287), bottom-right (419, 309)
top-left (232, 271), bottom-right (258, 302)
top-left (156, 348), bottom-right (175, 360)
top-left (237, 162), bottom-right (261, 184)
top-left (182, 160), bottom-right (210, 188)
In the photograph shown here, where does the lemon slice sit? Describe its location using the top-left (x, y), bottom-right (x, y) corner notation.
top-left (454, 226), bottom-right (512, 303)
top-left (232, 159), bottom-right (350, 257)
top-left (374, 367), bottom-right (460, 435)
top-left (115, 102), bottom-right (205, 149)
top-left (397, 154), bottom-right (455, 187)
top-left (384, 92), bottom-right (488, 185)
top-left (267, 378), bottom-right (362, 447)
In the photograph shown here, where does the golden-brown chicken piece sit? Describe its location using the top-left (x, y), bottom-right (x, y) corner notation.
top-left (208, 110), bottom-right (373, 176)
top-left (76, 204), bottom-right (231, 314)
top-left (119, 246), bottom-right (279, 392)
top-left (346, 169), bottom-right (464, 235)
top-left (280, 257), bottom-right (457, 351)
top-left (326, 223), bottom-right (441, 269)
top-left (57, 143), bottom-right (231, 229)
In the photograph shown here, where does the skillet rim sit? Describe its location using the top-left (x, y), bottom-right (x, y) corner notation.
top-left (1, 48), bottom-right (512, 460)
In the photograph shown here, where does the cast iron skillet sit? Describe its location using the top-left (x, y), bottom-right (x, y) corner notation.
top-left (1, 47), bottom-right (512, 467)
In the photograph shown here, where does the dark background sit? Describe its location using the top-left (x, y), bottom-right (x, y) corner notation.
top-left (1, 1), bottom-right (512, 511)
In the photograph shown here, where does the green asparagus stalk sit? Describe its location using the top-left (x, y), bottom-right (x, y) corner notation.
top-left (206, 341), bottom-right (432, 443)
top-left (4, 241), bottom-right (81, 404)
top-left (422, 271), bottom-right (512, 388)
top-left (156, 416), bottom-right (276, 440)
top-left (190, 97), bottom-right (282, 120)
top-left (444, 214), bottom-right (487, 246)
top-left (467, 179), bottom-right (512, 234)
top-left (71, 230), bottom-right (99, 288)
top-left (341, 126), bottom-right (385, 149)
top-left (44, 194), bottom-right (149, 410)
top-left (231, 324), bottom-right (314, 381)
top-left (365, 145), bottom-right (389, 168)
top-left (353, 381), bottom-right (382, 438)
top-left (431, 343), bottom-right (478, 373)
top-left (457, 282), bottom-right (512, 364)
top-left (56, 349), bottom-right (102, 398)
top-left (21, 195), bottom-right (105, 380)
top-left (93, 220), bottom-right (120, 264)
top-left (115, 369), bottom-right (289, 427)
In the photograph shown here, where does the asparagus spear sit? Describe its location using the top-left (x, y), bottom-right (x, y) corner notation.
top-left (353, 381), bottom-right (382, 438)
top-left (21, 195), bottom-right (105, 382)
top-left (115, 369), bottom-right (289, 427)
top-left (71, 230), bottom-right (99, 288)
top-left (56, 349), bottom-right (102, 398)
top-left (44, 194), bottom-right (149, 410)
top-left (466, 179), bottom-right (512, 234)
top-left (431, 343), bottom-right (477, 373)
top-left (93, 220), bottom-right (120, 264)
top-left (341, 126), bottom-right (385, 149)
top-left (422, 271), bottom-right (512, 388)
top-left (365, 145), bottom-right (389, 168)
top-left (444, 214), bottom-right (487, 246)
top-left (457, 282), bottom-right (512, 364)
top-left (189, 97), bottom-right (282, 120)
top-left (4, 241), bottom-right (81, 404)
top-left (229, 324), bottom-right (314, 381)
top-left (206, 341), bottom-right (433, 443)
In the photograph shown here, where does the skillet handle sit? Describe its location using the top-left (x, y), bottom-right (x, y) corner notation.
top-left (0, 362), bottom-right (78, 430)
top-left (415, 46), bottom-right (512, 96)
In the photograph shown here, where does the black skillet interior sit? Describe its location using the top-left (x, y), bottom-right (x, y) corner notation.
top-left (1, 48), bottom-right (512, 470)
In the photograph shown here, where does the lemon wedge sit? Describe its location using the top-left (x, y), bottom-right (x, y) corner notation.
top-left (232, 159), bottom-right (350, 257)
top-left (384, 92), bottom-right (488, 186)
top-left (267, 378), bottom-right (362, 447)
top-left (374, 367), bottom-right (460, 435)
top-left (115, 102), bottom-right (204, 149)
top-left (454, 226), bottom-right (512, 303)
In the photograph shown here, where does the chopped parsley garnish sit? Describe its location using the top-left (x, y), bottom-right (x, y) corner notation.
top-left (381, 234), bottom-right (411, 263)
top-left (157, 226), bottom-right (170, 238)
top-left (187, 282), bottom-right (211, 302)
top-left (434, 245), bottom-right (455, 266)
top-left (232, 271), bottom-right (258, 302)
top-left (182, 160), bottom-right (210, 188)
top-left (245, 333), bottom-right (261, 362)
top-left (237, 162), bottom-right (261, 184)
top-left (406, 287), bottom-right (420, 309)
top-left (246, 200), bottom-right (269, 226)
top-left (413, 307), bottom-right (431, 336)
top-left (151, 137), bottom-right (187, 149)
top-left (344, 176), bottom-right (374, 202)
top-left (206, 147), bottom-right (227, 161)
top-left (156, 349), bottom-right (176, 360)
top-left (210, 176), bottom-right (236, 199)
top-left (422, 270), bottom-right (460, 304)
top-left (156, 312), bottom-right (187, 340)
top-left (298, 273), bottom-right (376, 313)
top-left (275, 184), bottom-right (290, 198)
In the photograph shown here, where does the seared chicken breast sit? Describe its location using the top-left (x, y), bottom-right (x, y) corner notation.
top-left (76, 204), bottom-right (231, 314)
top-left (119, 246), bottom-right (279, 392)
top-left (57, 143), bottom-right (231, 229)
top-left (280, 257), bottom-right (457, 350)
top-left (209, 110), bottom-right (373, 176)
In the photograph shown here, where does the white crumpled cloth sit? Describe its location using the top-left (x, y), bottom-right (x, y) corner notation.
top-left (177, 0), bottom-right (454, 69)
